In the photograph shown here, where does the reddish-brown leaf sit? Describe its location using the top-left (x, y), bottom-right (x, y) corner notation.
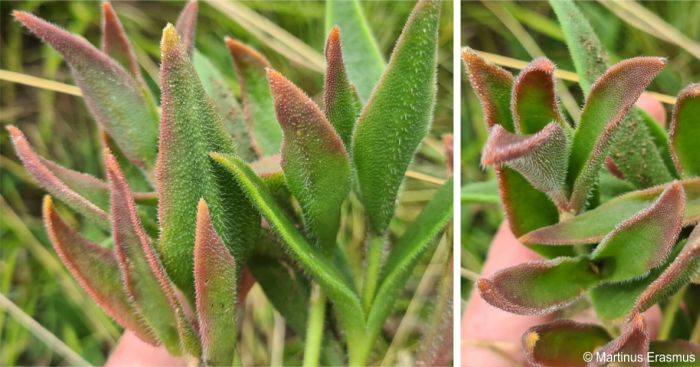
top-left (175, 0), bottom-right (198, 56)
top-left (101, 2), bottom-right (141, 80)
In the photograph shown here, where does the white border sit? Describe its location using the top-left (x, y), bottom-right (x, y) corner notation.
top-left (452, 0), bottom-right (462, 366)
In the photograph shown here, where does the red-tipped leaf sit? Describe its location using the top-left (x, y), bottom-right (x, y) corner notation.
top-left (175, 0), bottom-right (198, 56)
top-left (101, 2), bottom-right (141, 80)
top-left (323, 26), bottom-right (360, 148)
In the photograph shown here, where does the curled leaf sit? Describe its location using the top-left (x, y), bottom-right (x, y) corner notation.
top-left (42, 196), bottom-right (157, 345)
top-left (226, 37), bottom-right (281, 157)
top-left (589, 315), bottom-right (649, 367)
top-left (325, 0), bottom-right (384, 102)
top-left (101, 2), bottom-right (141, 80)
top-left (477, 256), bottom-right (600, 315)
top-left (523, 320), bottom-right (611, 367)
top-left (352, 0), bottom-right (440, 234)
top-left (106, 150), bottom-right (200, 356)
top-left (175, 0), bottom-right (198, 56)
top-left (324, 26), bottom-right (360, 148)
top-left (482, 123), bottom-right (569, 208)
top-left (590, 182), bottom-right (684, 283)
top-left (462, 47), bottom-right (515, 132)
top-left (512, 58), bottom-right (567, 134)
top-left (158, 25), bottom-right (259, 294)
top-left (568, 57), bottom-right (666, 212)
top-left (7, 126), bottom-right (109, 227)
top-left (194, 200), bottom-right (237, 366)
top-left (13, 11), bottom-right (159, 168)
top-left (521, 178), bottom-right (700, 246)
top-left (670, 83), bottom-right (700, 177)
top-left (268, 69), bottom-right (350, 254)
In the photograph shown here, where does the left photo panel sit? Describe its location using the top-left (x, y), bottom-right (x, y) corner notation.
top-left (0, 1), bottom-right (454, 366)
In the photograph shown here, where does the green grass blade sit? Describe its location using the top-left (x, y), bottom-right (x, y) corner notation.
top-left (352, 0), bottom-right (440, 235)
top-left (461, 180), bottom-right (499, 204)
top-left (325, 0), bottom-right (384, 102)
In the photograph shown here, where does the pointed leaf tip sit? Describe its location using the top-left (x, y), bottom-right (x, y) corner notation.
top-left (7, 126), bottom-right (109, 226)
top-left (175, 0), bottom-right (198, 56)
top-left (42, 195), bottom-right (158, 346)
top-left (324, 25), bottom-right (360, 148)
top-left (461, 47), bottom-right (514, 131)
top-left (101, 2), bottom-right (141, 79)
top-left (591, 181), bottom-right (684, 283)
top-left (194, 199), bottom-right (238, 366)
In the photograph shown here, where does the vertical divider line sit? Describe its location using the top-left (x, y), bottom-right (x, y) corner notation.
top-left (452, 0), bottom-right (462, 366)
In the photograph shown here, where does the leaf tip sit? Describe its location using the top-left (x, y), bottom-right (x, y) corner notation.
top-left (524, 331), bottom-right (540, 354)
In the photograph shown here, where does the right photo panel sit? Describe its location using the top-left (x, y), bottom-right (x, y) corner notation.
top-left (460, 1), bottom-right (700, 366)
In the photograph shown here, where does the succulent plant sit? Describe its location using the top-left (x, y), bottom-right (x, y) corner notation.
top-left (463, 0), bottom-right (700, 365)
top-left (7, 0), bottom-right (452, 365)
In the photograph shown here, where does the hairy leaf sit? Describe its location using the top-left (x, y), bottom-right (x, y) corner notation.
top-left (512, 58), bottom-right (567, 134)
top-left (670, 84), bottom-right (700, 177)
top-left (522, 320), bottom-right (610, 367)
top-left (352, 0), bottom-right (440, 234)
top-left (589, 315), bottom-right (649, 367)
top-left (226, 38), bottom-right (281, 157)
top-left (632, 225), bottom-right (700, 315)
top-left (268, 69), bottom-right (350, 254)
top-left (42, 196), bottom-right (157, 345)
top-left (325, 0), bottom-right (384, 102)
top-left (157, 25), bottom-right (259, 295)
top-left (367, 178), bottom-right (452, 338)
top-left (8, 126), bottom-right (109, 227)
top-left (101, 2), bottom-right (141, 81)
top-left (106, 150), bottom-right (199, 356)
top-left (521, 179), bottom-right (700, 246)
top-left (209, 153), bottom-right (367, 348)
top-left (194, 200), bottom-right (237, 366)
top-left (324, 26), bottom-right (361, 149)
top-left (477, 256), bottom-right (600, 315)
top-left (175, 0), bottom-right (197, 56)
top-left (568, 57), bottom-right (666, 212)
top-left (482, 123), bottom-right (569, 209)
top-left (14, 11), bottom-right (159, 168)
top-left (462, 49), bottom-right (567, 258)
top-left (590, 182), bottom-right (684, 283)
top-left (193, 50), bottom-right (256, 161)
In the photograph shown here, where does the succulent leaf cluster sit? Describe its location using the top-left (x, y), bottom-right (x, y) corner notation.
top-left (464, 0), bottom-right (700, 365)
top-left (8, 0), bottom-right (452, 365)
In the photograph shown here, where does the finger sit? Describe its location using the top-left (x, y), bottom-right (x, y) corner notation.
top-left (105, 331), bottom-right (189, 367)
top-left (636, 92), bottom-right (666, 127)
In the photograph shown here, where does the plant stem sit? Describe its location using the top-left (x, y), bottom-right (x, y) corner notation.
top-left (303, 284), bottom-right (326, 367)
top-left (657, 285), bottom-right (687, 341)
top-left (362, 233), bottom-right (385, 312)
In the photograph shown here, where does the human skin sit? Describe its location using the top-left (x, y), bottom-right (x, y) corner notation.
top-left (461, 95), bottom-right (666, 367)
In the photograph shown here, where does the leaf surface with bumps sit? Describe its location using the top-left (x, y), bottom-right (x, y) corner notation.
top-left (352, 0), bottom-right (440, 234)
top-left (157, 25), bottom-right (259, 295)
top-left (324, 27), bottom-right (361, 149)
top-left (268, 69), bottom-right (350, 254)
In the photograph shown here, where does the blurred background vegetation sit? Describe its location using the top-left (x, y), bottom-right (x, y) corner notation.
top-left (0, 1), bottom-right (453, 365)
top-left (461, 0), bottom-right (700, 306)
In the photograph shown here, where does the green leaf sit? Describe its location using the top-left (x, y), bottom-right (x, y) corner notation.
top-left (511, 58), bottom-right (567, 134)
top-left (481, 123), bottom-right (570, 209)
top-left (175, 0), bottom-right (197, 57)
top-left (462, 49), bottom-right (568, 259)
top-left (268, 69), bottom-right (350, 254)
top-left (225, 38), bottom-right (282, 157)
top-left (325, 0), bottom-right (384, 102)
top-left (670, 84), bottom-right (700, 177)
top-left (461, 180), bottom-right (499, 204)
top-left (352, 0), bottom-right (440, 235)
top-left (209, 153), bottom-right (367, 349)
top-left (650, 341), bottom-right (700, 367)
top-left (367, 177), bottom-right (452, 337)
top-left (8, 126), bottom-right (109, 227)
top-left (639, 108), bottom-right (678, 179)
top-left (193, 50), bottom-right (256, 161)
top-left (568, 57), bottom-right (666, 212)
top-left (157, 25), bottom-right (259, 295)
top-left (194, 200), bottom-right (237, 366)
top-left (324, 27), bottom-right (361, 149)
top-left (105, 150), bottom-right (200, 356)
top-left (548, 0), bottom-right (608, 94)
top-left (590, 182), bottom-right (684, 283)
top-left (42, 196), bottom-right (157, 346)
top-left (522, 320), bottom-right (611, 367)
top-left (477, 256), bottom-right (600, 315)
top-left (521, 179), bottom-right (700, 246)
top-left (14, 11), bottom-right (159, 169)
top-left (461, 48), bottom-right (515, 132)
top-left (100, 2), bottom-right (142, 81)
